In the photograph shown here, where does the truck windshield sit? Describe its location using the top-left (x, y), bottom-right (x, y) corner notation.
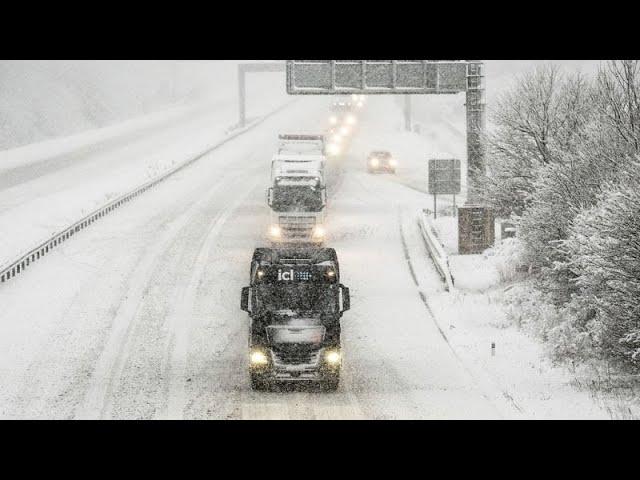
top-left (271, 185), bottom-right (323, 212)
top-left (255, 285), bottom-right (337, 314)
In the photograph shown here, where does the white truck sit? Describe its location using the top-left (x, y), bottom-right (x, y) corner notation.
top-left (267, 135), bottom-right (328, 245)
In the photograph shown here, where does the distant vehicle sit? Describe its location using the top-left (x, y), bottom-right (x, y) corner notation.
top-left (328, 101), bottom-right (357, 127)
top-left (267, 176), bottom-right (327, 245)
top-left (367, 150), bottom-right (397, 174)
top-left (268, 135), bottom-right (328, 244)
top-left (241, 247), bottom-right (350, 391)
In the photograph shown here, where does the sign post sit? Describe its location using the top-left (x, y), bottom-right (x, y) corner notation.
top-left (428, 158), bottom-right (461, 220)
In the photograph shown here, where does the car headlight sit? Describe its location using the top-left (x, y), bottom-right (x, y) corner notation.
top-left (269, 225), bottom-right (281, 238)
top-left (389, 159), bottom-right (397, 167)
top-left (324, 350), bottom-right (341, 365)
top-left (312, 225), bottom-right (326, 238)
top-left (250, 349), bottom-right (269, 365)
top-left (370, 158), bottom-right (380, 167)
top-left (329, 115), bottom-right (338, 125)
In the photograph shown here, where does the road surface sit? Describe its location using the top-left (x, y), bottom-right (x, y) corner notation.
top-left (0, 96), bottom-right (535, 419)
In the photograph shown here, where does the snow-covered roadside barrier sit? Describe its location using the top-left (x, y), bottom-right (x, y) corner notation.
top-left (417, 209), bottom-right (455, 291)
top-left (0, 100), bottom-right (295, 286)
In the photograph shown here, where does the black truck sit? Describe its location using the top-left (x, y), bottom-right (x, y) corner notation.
top-left (240, 247), bottom-right (350, 391)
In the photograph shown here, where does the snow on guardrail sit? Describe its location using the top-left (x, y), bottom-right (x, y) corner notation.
top-left (417, 209), bottom-right (455, 292)
top-left (0, 101), bottom-right (295, 286)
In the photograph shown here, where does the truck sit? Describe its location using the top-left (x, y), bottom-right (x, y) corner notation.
top-left (268, 134), bottom-right (328, 245)
top-left (240, 247), bottom-right (350, 391)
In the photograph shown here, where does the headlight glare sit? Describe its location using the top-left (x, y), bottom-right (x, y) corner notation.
top-left (269, 225), bottom-right (281, 237)
top-left (250, 350), bottom-right (269, 365)
top-left (325, 350), bottom-right (341, 365)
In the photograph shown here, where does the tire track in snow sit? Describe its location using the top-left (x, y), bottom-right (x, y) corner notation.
top-left (74, 168), bottom-right (246, 419)
top-left (159, 179), bottom-right (260, 420)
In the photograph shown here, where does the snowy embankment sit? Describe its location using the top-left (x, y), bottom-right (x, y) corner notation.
top-left (420, 214), bottom-right (610, 418)
top-left (0, 84), bottom-right (290, 270)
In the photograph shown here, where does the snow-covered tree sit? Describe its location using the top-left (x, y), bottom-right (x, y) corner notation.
top-left (482, 64), bottom-right (593, 217)
top-left (559, 160), bottom-right (640, 368)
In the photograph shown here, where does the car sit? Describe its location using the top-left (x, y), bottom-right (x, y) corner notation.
top-left (367, 151), bottom-right (397, 174)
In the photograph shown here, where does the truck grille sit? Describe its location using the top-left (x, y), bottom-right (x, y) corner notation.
top-left (279, 216), bottom-right (316, 239)
top-left (271, 347), bottom-right (321, 367)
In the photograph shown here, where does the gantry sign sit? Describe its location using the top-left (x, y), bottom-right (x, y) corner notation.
top-left (286, 60), bottom-right (486, 203)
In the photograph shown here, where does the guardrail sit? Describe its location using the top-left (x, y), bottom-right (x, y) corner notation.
top-left (0, 101), bottom-right (295, 286)
top-left (417, 209), bottom-right (455, 291)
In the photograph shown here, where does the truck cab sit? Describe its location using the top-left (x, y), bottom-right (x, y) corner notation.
top-left (267, 177), bottom-right (327, 244)
top-left (240, 248), bottom-right (350, 391)
top-left (268, 138), bottom-right (328, 245)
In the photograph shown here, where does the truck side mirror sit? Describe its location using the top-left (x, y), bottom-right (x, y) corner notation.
top-left (241, 287), bottom-right (251, 312)
top-left (267, 187), bottom-right (273, 207)
top-left (340, 284), bottom-right (350, 312)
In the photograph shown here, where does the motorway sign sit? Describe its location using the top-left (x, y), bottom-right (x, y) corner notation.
top-left (287, 61), bottom-right (469, 95)
top-left (428, 159), bottom-right (461, 195)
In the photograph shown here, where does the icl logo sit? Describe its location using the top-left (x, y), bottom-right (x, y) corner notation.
top-left (277, 269), bottom-right (311, 281)
top-left (278, 269), bottom-right (294, 281)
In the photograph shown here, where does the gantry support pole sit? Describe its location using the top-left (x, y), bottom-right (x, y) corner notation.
top-left (464, 61), bottom-right (486, 204)
top-left (238, 62), bottom-right (286, 128)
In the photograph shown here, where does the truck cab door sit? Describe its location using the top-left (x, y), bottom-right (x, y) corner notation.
top-left (240, 287), bottom-right (252, 313)
top-left (339, 284), bottom-right (350, 314)
top-left (267, 187), bottom-right (274, 208)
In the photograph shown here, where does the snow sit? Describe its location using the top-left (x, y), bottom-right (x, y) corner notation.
top-left (0, 80), bottom-right (289, 269)
top-left (0, 61), bottom-right (286, 150)
top-left (0, 66), bottom-right (621, 418)
top-left (424, 212), bottom-right (608, 417)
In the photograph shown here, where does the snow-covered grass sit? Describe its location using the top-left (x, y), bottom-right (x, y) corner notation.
top-left (424, 211), bottom-right (639, 418)
top-left (0, 79), bottom-right (291, 269)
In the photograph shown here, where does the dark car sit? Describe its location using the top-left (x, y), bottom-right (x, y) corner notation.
top-left (367, 151), bottom-right (397, 174)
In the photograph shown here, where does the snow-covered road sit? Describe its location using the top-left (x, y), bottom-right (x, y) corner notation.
top-left (0, 95), bottom-right (604, 419)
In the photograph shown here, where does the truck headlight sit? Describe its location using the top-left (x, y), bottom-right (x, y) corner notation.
top-left (312, 225), bottom-right (326, 239)
top-left (269, 225), bottom-right (281, 238)
top-left (250, 349), bottom-right (269, 365)
top-left (327, 143), bottom-right (341, 156)
top-left (346, 114), bottom-right (357, 125)
top-left (329, 115), bottom-right (338, 125)
top-left (325, 350), bottom-right (341, 365)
